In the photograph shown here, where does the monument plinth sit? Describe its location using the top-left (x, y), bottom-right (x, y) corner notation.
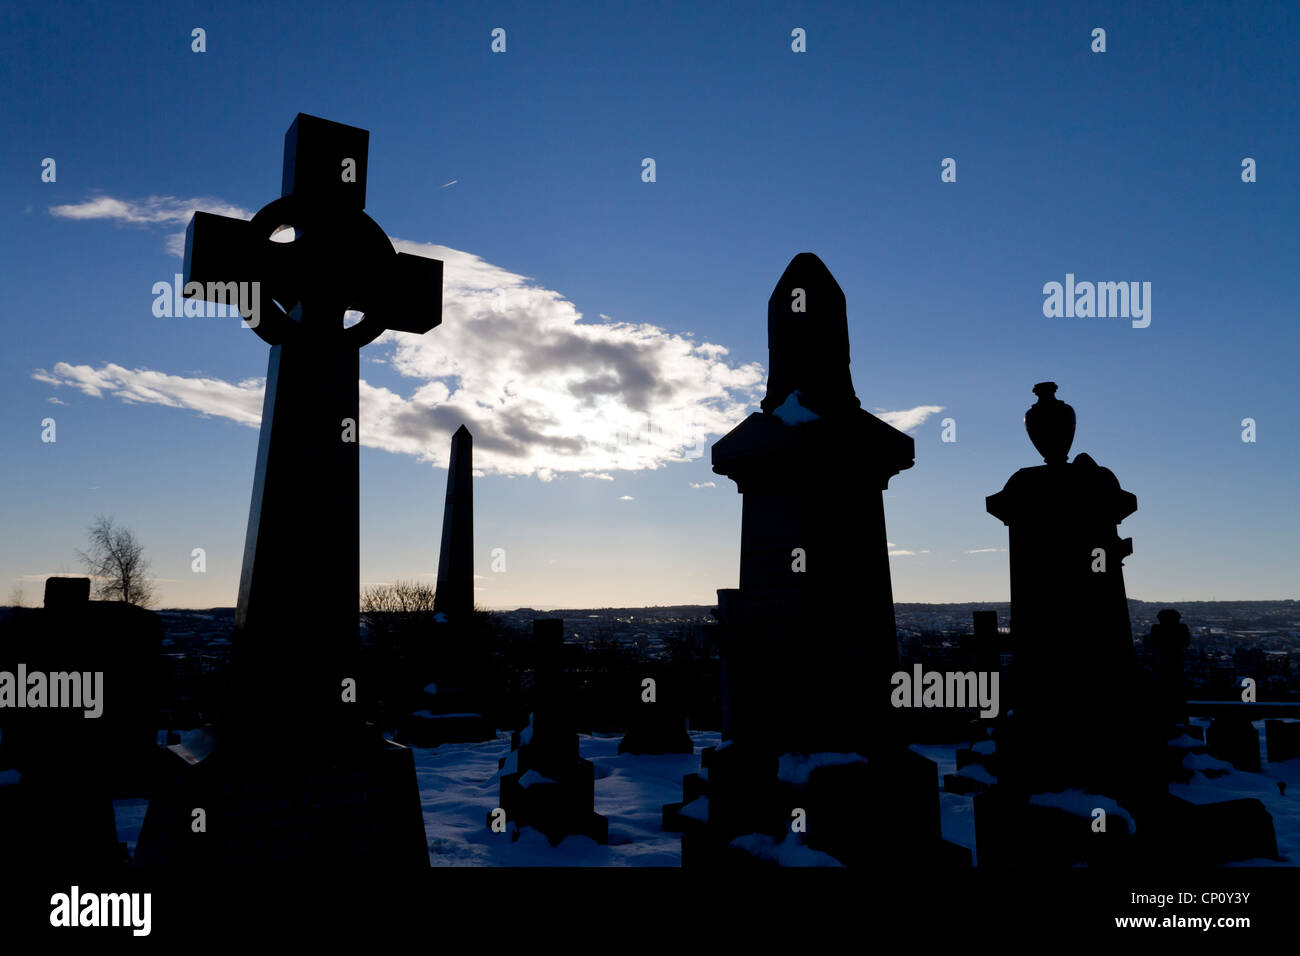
top-left (665, 253), bottom-right (965, 867)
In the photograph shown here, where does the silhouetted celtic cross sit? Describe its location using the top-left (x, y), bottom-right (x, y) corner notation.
top-left (184, 112), bottom-right (441, 346)
top-left (178, 113), bottom-right (443, 724)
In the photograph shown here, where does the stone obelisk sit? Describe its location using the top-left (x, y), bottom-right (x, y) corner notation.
top-left (434, 424), bottom-right (473, 627)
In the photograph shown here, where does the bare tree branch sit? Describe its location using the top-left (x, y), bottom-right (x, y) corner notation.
top-left (78, 514), bottom-right (157, 607)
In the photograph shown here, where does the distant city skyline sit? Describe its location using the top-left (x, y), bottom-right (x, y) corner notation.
top-left (4, 3), bottom-right (1297, 608)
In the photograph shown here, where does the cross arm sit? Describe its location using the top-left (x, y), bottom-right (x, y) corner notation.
top-left (373, 251), bottom-right (443, 335)
top-left (184, 212), bottom-right (257, 291)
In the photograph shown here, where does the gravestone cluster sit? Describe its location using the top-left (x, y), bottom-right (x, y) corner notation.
top-left (19, 112), bottom-right (1285, 870)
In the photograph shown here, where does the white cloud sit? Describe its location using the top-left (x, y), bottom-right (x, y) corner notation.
top-left (888, 549), bottom-right (916, 556)
top-left (875, 404), bottom-right (945, 433)
top-left (47, 396), bottom-right (68, 405)
top-left (39, 234), bottom-right (766, 478)
top-left (42, 194), bottom-right (947, 482)
top-left (618, 495), bottom-right (634, 501)
top-left (965, 548), bottom-right (1007, 554)
top-left (689, 481), bottom-right (716, 489)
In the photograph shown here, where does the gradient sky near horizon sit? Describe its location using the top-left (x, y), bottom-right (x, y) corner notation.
top-left (2, 1), bottom-right (1297, 609)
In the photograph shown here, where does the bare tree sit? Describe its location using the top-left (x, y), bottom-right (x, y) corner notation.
top-left (360, 580), bottom-right (436, 615)
top-left (78, 515), bottom-right (156, 607)
top-left (360, 580), bottom-right (436, 634)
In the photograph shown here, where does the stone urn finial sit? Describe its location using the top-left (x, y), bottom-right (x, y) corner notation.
top-left (1024, 382), bottom-right (1075, 465)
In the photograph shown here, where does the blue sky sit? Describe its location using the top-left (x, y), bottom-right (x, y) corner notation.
top-left (2, 1), bottom-right (1296, 608)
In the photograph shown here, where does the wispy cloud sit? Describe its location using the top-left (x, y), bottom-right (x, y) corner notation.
top-left (965, 547), bottom-right (1007, 554)
top-left (49, 195), bottom-right (254, 257)
top-left (689, 481), bottom-right (716, 488)
top-left (34, 363), bottom-right (264, 425)
top-left (875, 404), bottom-right (945, 433)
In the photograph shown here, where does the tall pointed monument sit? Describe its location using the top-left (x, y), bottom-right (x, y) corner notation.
top-left (434, 424), bottom-right (474, 626)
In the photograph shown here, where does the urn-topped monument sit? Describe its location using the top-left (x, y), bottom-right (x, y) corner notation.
top-left (977, 384), bottom-right (1278, 867)
top-left (1023, 381), bottom-right (1075, 466)
top-left (987, 383), bottom-right (1141, 797)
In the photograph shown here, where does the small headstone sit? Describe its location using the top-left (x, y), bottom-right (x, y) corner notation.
top-left (490, 619), bottom-right (607, 845)
top-left (1151, 796), bottom-right (1278, 865)
top-left (43, 576), bottom-right (90, 609)
top-left (617, 667), bottom-right (693, 755)
top-left (1205, 714), bottom-right (1262, 772)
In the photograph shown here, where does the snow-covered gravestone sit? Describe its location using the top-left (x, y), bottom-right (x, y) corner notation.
top-left (664, 253), bottom-right (967, 868)
top-left (491, 618), bottom-right (607, 845)
top-left (135, 114), bottom-right (436, 868)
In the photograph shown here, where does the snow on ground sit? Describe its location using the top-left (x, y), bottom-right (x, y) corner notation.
top-left (730, 832), bottom-right (841, 866)
top-left (914, 727), bottom-right (1300, 868)
top-left (105, 725), bottom-right (1296, 866)
top-left (1171, 757), bottom-right (1300, 866)
top-left (958, 763), bottom-right (996, 785)
top-left (417, 729), bottom-right (719, 866)
top-left (910, 743), bottom-right (978, 864)
top-left (1028, 790), bottom-right (1135, 832)
top-left (777, 751), bottom-right (867, 785)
